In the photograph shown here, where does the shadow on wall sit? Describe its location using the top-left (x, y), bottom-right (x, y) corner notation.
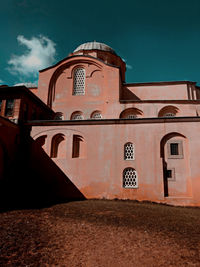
top-left (0, 134), bottom-right (86, 211)
top-left (121, 87), bottom-right (141, 100)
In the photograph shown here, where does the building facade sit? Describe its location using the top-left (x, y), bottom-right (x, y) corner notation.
top-left (29, 41), bottom-right (200, 206)
top-left (1, 41), bottom-right (200, 206)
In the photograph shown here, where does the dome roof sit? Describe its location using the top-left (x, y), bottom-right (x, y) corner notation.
top-left (73, 41), bottom-right (116, 54)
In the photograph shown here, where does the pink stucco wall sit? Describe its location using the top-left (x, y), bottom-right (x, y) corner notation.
top-left (30, 44), bottom-right (200, 206)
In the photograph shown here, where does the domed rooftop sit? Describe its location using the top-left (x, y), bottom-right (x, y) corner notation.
top-left (73, 41), bottom-right (116, 54)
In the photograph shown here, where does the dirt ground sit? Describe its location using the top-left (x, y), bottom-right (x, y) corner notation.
top-left (0, 200), bottom-right (200, 267)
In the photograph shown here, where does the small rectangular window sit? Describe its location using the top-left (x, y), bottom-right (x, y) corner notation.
top-left (166, 168), bottom-right (175, 181)
top-left (5, 99), bottom-right (14, 117)
top-left (167, 140), bottom-right (183, 159)
top-left (166, 169), bottom-right (172, 178)
top-left (170, 143), bottom-right (179, 155)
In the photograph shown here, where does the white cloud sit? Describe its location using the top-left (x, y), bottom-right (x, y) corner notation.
top-left (14, 82), bottom-right (37, 88)
top-left (126, 64), bottom-right (133, 70)
top-left (8, 35), bottom-right (56, 78)
top-left (0, 79), bottom-right (4, 84)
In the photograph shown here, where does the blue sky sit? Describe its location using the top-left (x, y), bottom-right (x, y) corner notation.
top-left (1, 0), bottom-right (200, 85)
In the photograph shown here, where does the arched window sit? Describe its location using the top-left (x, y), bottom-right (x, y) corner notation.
top-left (158, 106), bottom-right (179, 117)
top-left (120, 108), bottom-right (143, 119)
top-left (54, 112), bottom-right (64, 120)
top-left (124, 142), bottom-right (135, 160)
top-left (123, 168), bottom-right (138, 188)
top-left (163, 113), bottom-right (175, 117)
top-left (35, 135), bottom-right (47, 149)
top-left (50, 134), bottom-right (65, 158)
top-left (73, 68), bottom-right (85, 95)
top-left (91, 111), bottom-right (102, 119)
top-left (72, 135), bottom-right (84, 158)
top-left (71, 111), bottom-right (84, 120)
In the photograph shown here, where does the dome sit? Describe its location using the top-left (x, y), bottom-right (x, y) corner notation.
top-left (73, 41), bottom-right (116, 54)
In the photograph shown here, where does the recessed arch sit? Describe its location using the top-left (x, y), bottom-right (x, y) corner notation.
top-left (71, 111), bottom-right (84, 120)
top-left (160, 132), bottom-right (188, 197)
top-left (158, 106), bottom-right (179, 117)
top-left (160, 132), bottom-right (186, 158)
top-left (50, 133), bottom-right (66, 158)
top-left (120, 108), bottom-right (143, 119)
top-left (91, 110), bottom-right (102, 119)
top-left (47, 58), bottom-right (103, 107)
top-left (72, 135), bottom-right (85, 158)
top-left (54, 112), bottom-right (64, 120)
top-left (35, 135), bottom-right (47, 148)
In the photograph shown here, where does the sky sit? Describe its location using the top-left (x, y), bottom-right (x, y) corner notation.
top-left (1, 0), bottom-right (200, 86)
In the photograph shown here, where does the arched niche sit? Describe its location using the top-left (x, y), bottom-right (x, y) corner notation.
top-left (158, 106), bottom-right (179, 117)
top-left (72, 135), bottom-right (86, 158)
top-left (35, 135), bottom-right (47, 149)
top-left (50, 133), bottom-right (66, 158)
top-left (160, 132), bottom-right (190, 198)
top-left (120, 108), bottom-right (143, 119)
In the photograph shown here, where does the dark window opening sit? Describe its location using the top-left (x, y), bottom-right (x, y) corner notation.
top-left (166, 169), bottom-right (172, 178)
top-left (170, 143), bottom-right (179, 155)
top-left (5, 99), bottom-right (14, 117)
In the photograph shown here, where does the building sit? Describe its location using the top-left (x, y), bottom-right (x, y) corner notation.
top-left (1, 41), bottom-right (200, 206)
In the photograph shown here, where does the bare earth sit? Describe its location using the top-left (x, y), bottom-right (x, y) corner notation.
top-left (0, 200), bottom-right (200, 267)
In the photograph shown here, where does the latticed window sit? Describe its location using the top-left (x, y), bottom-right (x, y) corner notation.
top-left (73, 68), bottom-right (85, 95)
top-left (124, 143), bottom-right (134, 160)
top-left (123, 168), bottom-right (138, 188)
top-left (170, 143), bottom-right (179, 155)
top-left (163, 113), bottom-right (175, 117)
top-left (91, 112), bottom-right (102, 119)
top-left (71, 113), bottom-right (84, 120)
top-left (127, 114), bottom-right (137, 119)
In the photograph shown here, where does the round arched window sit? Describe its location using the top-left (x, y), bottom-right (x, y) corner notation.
top-left (91, 111), bottom-right (102, 119)
top-left (123, 168), bottom-right (138, 188)
top-left (71, 112), bottom-right (84, 120)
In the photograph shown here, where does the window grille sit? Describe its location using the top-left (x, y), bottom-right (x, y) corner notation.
top-left (124, 143), bottom-right (134, 160)
top-left (92, 112), bottom-right (102, 119)
top-left (73, 68), bottom-right (85, 95)
top-left (127, 114), bottom-right (137, 119)
top-left (170, 143), bottom-right (179, 155)
top-left (163, 113), bottom-right (175, 117)
top-left (71, 113), bottom-right (84, 120)
top-left (123, 168), bottom-right (138, 188)
top-left (167, 140), bottom-right (183, 159)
